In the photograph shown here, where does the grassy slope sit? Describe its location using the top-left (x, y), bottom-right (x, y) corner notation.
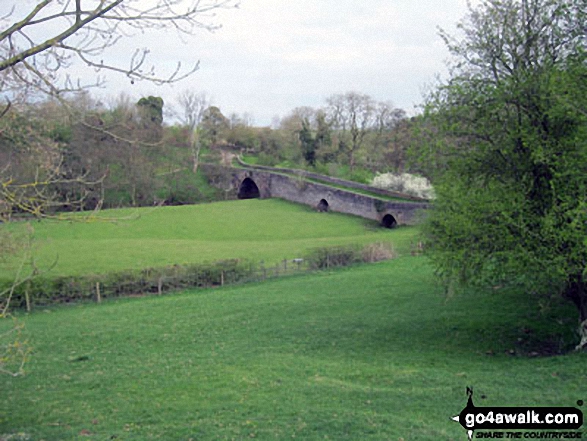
top-left (1, 199), bottom-right (417, 278)
top-left (1, 258), bottom-right (584, 440)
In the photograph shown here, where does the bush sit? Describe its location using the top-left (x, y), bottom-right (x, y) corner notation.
top-left (306, 245), bottom-right (362, 270)
top-left (306, 242), bottom-right (396, 269)
top-left (362, 242), bottom-right (396, 263)
top-left (1, 243), bottom-right (397, 310)
top-left (371, 172), bottom-right (435, 199)
top-left (0, 259), bottom-right (255, 310)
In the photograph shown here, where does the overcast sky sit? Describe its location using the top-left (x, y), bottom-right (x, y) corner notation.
top-left (18, 0), bottom-right (475, 126)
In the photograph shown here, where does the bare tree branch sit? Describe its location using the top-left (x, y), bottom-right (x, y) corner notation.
top-left (0, 0), bottom-right (239, 100)
top-left (0, 1), bottom-right (123, 72)
top-left (0, 1), bottom-right (52, 42)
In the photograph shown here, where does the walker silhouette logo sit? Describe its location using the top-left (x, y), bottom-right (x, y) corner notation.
top-left (451, 388), bottom-right (583, 440)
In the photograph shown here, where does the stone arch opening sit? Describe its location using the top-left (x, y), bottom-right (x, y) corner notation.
top-left (238, 177), bottom-right (260, 199)
top-left (317, 199), bottom-right (329, 212)
top-left (381, 214), bottom-right (397, 229)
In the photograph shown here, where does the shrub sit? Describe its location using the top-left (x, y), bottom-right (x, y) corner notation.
top-left (306, 242), bottom-right (396, 269)
top-left (306, 245), bottom-right (362, 269)
top-left (371, 172), bottom-right (435, 199)
top-left (362, 242), bottom-right (396, 263)
top-left (1, 259), bottom-right (255, 310)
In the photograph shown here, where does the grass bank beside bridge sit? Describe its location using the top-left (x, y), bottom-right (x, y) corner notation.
top-left (0, 199), bottom-right (418, 279)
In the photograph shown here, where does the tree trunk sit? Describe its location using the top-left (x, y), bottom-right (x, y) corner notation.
top-left (563, 273), bottom-right (587, 351)
top-left (190, 133), bottom-right (201, 174)
top-left (578, 318), bottom-right (587, 352)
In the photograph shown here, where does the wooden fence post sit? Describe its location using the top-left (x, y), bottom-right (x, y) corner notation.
top-left (96, 282), bottom-right (102, 303)
top-left (25, 281), bottom-right (31, 313)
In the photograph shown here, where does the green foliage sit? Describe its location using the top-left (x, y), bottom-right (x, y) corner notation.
top-left (155, 169), bottom-right (223, 205)
top-left (304, 243), bottom-right (394, 269)
top-left (305, 244), bottom-right (362, 269)
top-left (136, 96), bottom-right (164, 126)
top-left (200, 106), bottom-right (229, 147)
top-left (421, 0), bottom-right (587, 338)
top-left (2, 259), bottom-right (253, 308)
top-left (298, 118), bottom-right (316, 166)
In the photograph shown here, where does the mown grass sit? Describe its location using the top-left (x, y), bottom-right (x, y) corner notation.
top-left (0, 199), bottom-right (417, 278)
top-left (1, 257), bottom-right (584, 440)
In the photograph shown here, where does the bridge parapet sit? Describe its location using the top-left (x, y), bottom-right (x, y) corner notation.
top-left (235, 156), bottom-right (429, 202)
top-left (200, 164), bottom-right (429, 227)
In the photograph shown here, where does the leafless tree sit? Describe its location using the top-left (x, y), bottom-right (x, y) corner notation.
top-left (374, 101), bottom-right (405, 134)
top-left (0, 0), bottom-right (240, 212)
top-left (176, 90), bottom-right (210, 173)
top-left (0, 0), bottom-right (238, 375)
top-left (327, 92), bottom-right (375, 172)
top-left (0, 0), bottom-right (239, 104)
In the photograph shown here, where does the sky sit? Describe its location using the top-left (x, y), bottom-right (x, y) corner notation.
top-left (8, 0), bottom-right (475, 126)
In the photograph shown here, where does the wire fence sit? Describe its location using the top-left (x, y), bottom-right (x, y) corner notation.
top-left (1, 242), bottom-right (412, 311)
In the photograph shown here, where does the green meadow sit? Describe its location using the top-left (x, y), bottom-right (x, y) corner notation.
top-left (1, 258), bottom-right (584, 440)
top-left (1, 200), bottom-right (585, 440)
top-left (1, 199), bottom-right (417, 278)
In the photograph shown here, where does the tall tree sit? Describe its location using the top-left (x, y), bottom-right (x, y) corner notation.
top-left (200, 106), bottom-right (229, 147)
top-left (327, 92), bottom-right (375, 172)
top-left (298, 118), bottom-right (316, 166)
top-left (314, 110), bottom-right (334, 164)
top-left (137, 96), bottom-right (164, 126)
top-left (369, 101), bottom-right (406, 172)
top-left (422, 0), bottom-right (587, 349)
top-left (176, 90), bottom-right (210, 173)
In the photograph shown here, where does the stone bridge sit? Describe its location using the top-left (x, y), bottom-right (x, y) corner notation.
top-left (202, 165), bottom-right (429, 227)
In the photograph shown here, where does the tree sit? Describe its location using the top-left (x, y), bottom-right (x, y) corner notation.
top-left (137, 96), bottom-right (164, 126)
top-left (0, 0), bottom-right (238, 103)
top-left (0, 0), bottom-right (238, 374)
top-left (176, 90), bottom-right (210, 173)
top-left (369, 101), bottom-right (406, 172)
top-left (422, 0), bottom-right (587, 349)
top-left (326, 92), bottom-right (375, 172)
top-left (298, 118), bottom-right (316, 166)
top-left (314, 110), bottom-right (333, 164)
top-left (200, 106), bottom-right (229, 147)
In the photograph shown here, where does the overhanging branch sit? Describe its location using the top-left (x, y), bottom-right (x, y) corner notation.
top-left (0, 0), bottom-right (123, 72)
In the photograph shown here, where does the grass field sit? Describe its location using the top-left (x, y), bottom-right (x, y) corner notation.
top-left (1, 257), bottom-right (584, 440)
top-left (0, 199), bottom-right (417, 278)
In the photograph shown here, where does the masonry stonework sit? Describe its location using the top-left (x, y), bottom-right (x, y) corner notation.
top-left (202, 165), bottom-right (429, 227)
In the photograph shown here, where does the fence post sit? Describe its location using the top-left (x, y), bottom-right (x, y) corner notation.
top-left (96, 282), bottom-right (102, 303)
top-left (158, 277), bottom-right (163, 295)
top-left (221, 270), bottom-right (224, 286)
top-left (25, 280), bottom-right (31, 312)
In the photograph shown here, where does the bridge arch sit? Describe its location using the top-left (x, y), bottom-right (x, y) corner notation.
top-left (381, 213), bottom-right (397, 229)
top-left (238, 177), bottom-right (261, 199)
top-left (317, 199), bottom-right (329, 212)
